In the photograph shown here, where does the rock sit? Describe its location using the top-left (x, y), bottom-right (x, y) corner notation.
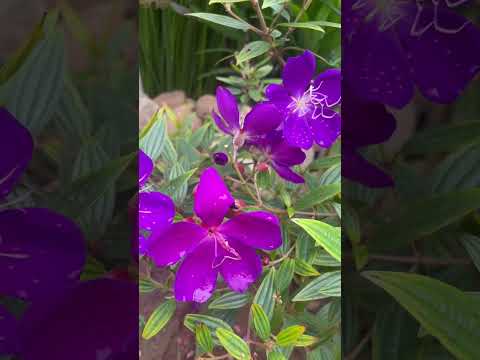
top-left (195, 94), bottom-right (217, 119)
top-left (139, 96), bottom-right (159, 130)
top-left (153, 90), bottom-right (186, 109)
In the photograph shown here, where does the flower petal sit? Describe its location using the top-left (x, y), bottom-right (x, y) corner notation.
top-left (219, 240), bottom-right (262, 293)
top-left (212, 111), bottom-right (234, 135)
top-left (0, 208), bottom-right (86, 301)
top-left (265, 84), bottom-right (291, 110)
top-left (343, 146), bottom-right (394, 188)
top-left (309, 112), bottom-right (341, 148)
top-left (138, 192), bottom-right (175, 231)
top-left (19, 279), bottom-right (137, 360)
top-left (243, 103), bottom-right (283, 136)
top-left (174, 240), bottom-right (219, 303)
top-left (0, 305), bottom-right (19, 355)
top-left (314, 68), bottom-right (341, 107)
top-left (0, 108), bottom-right (33, 198)
top-left (271, 162), bottom-right (305, 184)
top-left (194, 167), bottom-right (234, 226)
top-left (220, 211), bottom-right (282, 250)
top-left (271, 140), bottom-right (306, 166)
top-left (148, 221), bottom-right (207, 266)
top-left (216, 86), bottom-right (240, 131)
top-left (139, 150), bottom-right (153, 188)
top-left (282, 50), bottom-right (316, 97)
top-left (283, 113), bottom-right (313, 149)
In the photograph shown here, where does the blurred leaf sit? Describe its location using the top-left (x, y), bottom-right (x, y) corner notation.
top-left (276, 258), bottom-right (295, 292)
top-left (369, 188), bottom-right (480, 251)
top-left (139, 279), bottom-right (156, 293)
top-left (236, 41), bottom-right (270, 64)
top-left (187, 13), bottom-right (251, 31)
top-left (292, 218), bottom-right (341, 261)
top-left (142, 300), bottom-right (176, 340)
top-left (276, 325), bottom-right (306, 347)
top-left (268, 351), bottom-right (287, 360)
top-left (196, 323), bottom-right (214, 354)
top-left (216, 328), bottom-right (251, 360)
top-left (295, 259), bottom-right (320, 276)
top-left (140, 110), bottom-right (167, 161)
top-left (461, 234), bottom-right (480, 272)
top-left (307, 346), bottom-right (335, 360)
top-left (208, 292), bottom-right (250, 310)
top-left (312, 250), bottom-right (340, 267)
top-left (319, 163), bottom-right (340, 185)
top-left (184, 314), bottom-right (234, 338)
top-left (293, 271), bottom-right (341, 302)
top-left (253, 268), bottom-right (276, 320)
top-left (262, 0), bottom-right (287, 9)
top-left (209, 0), bottom-right (249, 3)
top-left (251, 303), bottom-right (272, 341)
top-left (294, 334), bottom-right (319, 347)
top-left (159, 167), bottom-right (197, 203)
top-left (295, 183), bottom-right (340, 210)
top-left (363, 271), bottom-right (480, 360)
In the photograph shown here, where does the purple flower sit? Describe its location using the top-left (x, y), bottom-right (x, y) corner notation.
top-left (265, 51), bottom-right (341, 150)
top-left (139, 149), bottom-right (154, 188)
top-left (213, 152), bottom-right (229, 166)
top-left (343, 0), bottom-right (480, 108)
top-left (147, 167), bottom-right (282, 303)
top-left (0, 109), bottom-right (86, 303)
top-left (343, 84), bottom-right (396, 187)
top-left (212, 86), bottom-right (283, 147)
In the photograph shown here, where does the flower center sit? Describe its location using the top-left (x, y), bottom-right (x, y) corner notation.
top-left (287, 83), bottom-right (326, 118)
top-left (208, 228), bottom-right (241, 268)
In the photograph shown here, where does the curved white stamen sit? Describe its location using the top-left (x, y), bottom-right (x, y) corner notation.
top-left (0, 252), bottom-right (30, 259)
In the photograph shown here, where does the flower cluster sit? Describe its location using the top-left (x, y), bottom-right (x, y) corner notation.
top-left (139, 151), bottom-right (282, 303)
top-left (213, 50), bottom-right (341, 183)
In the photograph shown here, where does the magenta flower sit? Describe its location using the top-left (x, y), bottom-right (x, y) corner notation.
top-left (343, 0), bottom-right (480, 108)
top-left (139, 149), bottom-right (154, 188)
top-left (265, 50), bottom-right (341, 150)
top-left (147, 167), bottom-right (282, 303)
top-left (213, 86), bottom-right (283, 147)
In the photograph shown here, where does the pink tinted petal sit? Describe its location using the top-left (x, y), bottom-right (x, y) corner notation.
top-left (148, 222), bottom-right (207, 266)
top-left (309, 112), bottom-right (341, 148)
top-left (271, 141), bottom-right (306, 166)
top-left (271, 162), bottom-right (305, 184)
top-left (0, 108), bottom-right (33, 198)
top-left (283, 113), bottom-right (313, 149)
top-left (212, 111), bottom-right (234, 135)
top-left (343, 146), bottom-right (394, 188)
top-left (194, 167), bottom-right (234, 226)
top-left (282, 50), bottom-right (317, 97)
top-left (0, 208), bottom-right (86, 301)
top-left (216, 86), bottom-right (240, 131)
top-left (139, 150), bottom-right (153, 187)
top-left (243, 103), bottom-right (283, 135)
top-left (0, 305), bottom-right (18, 355)
top-left (220, 211), bottom-right (282, 250)
top-left (174, 240), bottom-right (219, 303)
top-left (219, 240), bottom-right (262, 293)
top-left (314, 68), bottom-right (341, 107)
top-left (138, 192), bottom-right (175, 231)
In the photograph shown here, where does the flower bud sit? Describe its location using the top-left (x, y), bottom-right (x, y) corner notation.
top-left (213, 152), bottom-right (228, 166)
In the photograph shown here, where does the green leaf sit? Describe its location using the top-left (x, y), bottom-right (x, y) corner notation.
top-left (187, 13), bottom-right (251, 31)
top-left (208, 292), bottom-right (250, 310)
top-left (184, 314), bottom-right (234, 337)
top-left (236, 41), bottom-right (270, 64)
top-left (268, 351), bottom-right (287, 360)
top-left (216, 328), bottom-right (251, 360)
top-left (251, 303), bottom-right (272, 341)
top-left (196, 323), bottom-right (214, 354)
top-left (276, 258), bottom-right (295, 292)
top-left (292, 218), bottom-right (341, 261)
top-left (253, 268), bottom-right (276, 320)
top-left (295, 183), bottom-right (340, 211)
top-left (369, 188), bottom-right (480, 251)
top-left (295, 259), bottom-right (320, 277)
top-left (294, 334), bottom-right (319, 347)
top-left (461, 234), bottom-right (480, 272)
top-left (276, 325), bottom-right (306, 347)
top-left (403, 121), bottom-right (480, 154)
top-left (307, 346), bottom-right (335, 360)
top-left (142, 300), bottom-right (176, 340)
top-left (312, 250), bottom-right (340, 267)
top-left (140, 110), bottom-right (167, 161)
top-left (0, 27), bottom-right (65, 134)
top-left (293, 271), bottom-right (341, 302)
top-left (262, 0), bottom-right (287, 9)
top-left (139, 279), bottom-right (156, 293)
top-left (209, 0), bottom-right (249, 3)
top-left (319, 163), bottom-right (340, 185)
top-left (363, 271), bottom-right (480, 360)
top-left (159, 168), bottom-right (197, 203)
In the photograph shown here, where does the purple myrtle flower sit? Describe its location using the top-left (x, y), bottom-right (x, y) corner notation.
top-left (147, 167), bottom-right (282, 303)
top-left (343, 0), bottom-right (480, 108)
top-left (265, 51), bottom-right (341, 150)
top-left (212, 86), bottom-right (283, 147)
top-left (258, 131), bottom-right (307, 184)
top-left (139, 149), bottom-right (154, 188)
top-left (213, 152), bottom-right (229, 166)
top-left (343, 84), bottom-right (397, 187)
top-left (0, 109), bottom-right (86, 303)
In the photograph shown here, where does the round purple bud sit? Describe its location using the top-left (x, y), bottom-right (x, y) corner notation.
top-left (213, 152), bottom-right (228, 166)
